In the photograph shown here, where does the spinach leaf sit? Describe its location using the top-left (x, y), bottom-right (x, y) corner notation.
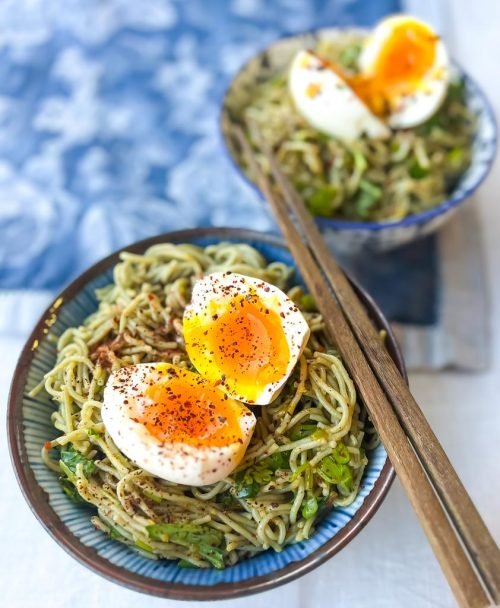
top-left (301, 496), bottom-right (318, 520)
top-left (60, 478), bottom-right (85, 504)
top-left (146, 523), bottom-right (223, 548)
top-left (60, 444), bottom-right (96, 477)
top-left (198, 544), bottom-right (225, 569)
top-left (408, 158), bottom-right (429, 179)
top-left (234, 479), bottom-right (261, 499)
top-left (317, 455), bottom-right (353, 490)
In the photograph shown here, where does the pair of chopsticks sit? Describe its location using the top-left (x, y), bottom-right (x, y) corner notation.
top-left (230, 122), bottom-right (500, 608)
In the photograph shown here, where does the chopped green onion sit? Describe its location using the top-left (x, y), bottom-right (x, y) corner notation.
top-left (353, 150), bottom-right (368, 174)
top-left (307, 185), bottom-right (337, 217)
top-left (448, 147), bottom-right (464, 169)
top-left (135, 539), bottom-right (155, 553)
top-left (354, 183), bottom-right (381, 218)
top-left (359, 179), bottom-right (382, 199)
top-left (289, 423), bottom-right (317, 441)
top-left (143, 489), bottom-right (163, 504)
top-left (332, 442), bottom-right (351, 464)
top-left (408, 158), bottom-right (429, 179)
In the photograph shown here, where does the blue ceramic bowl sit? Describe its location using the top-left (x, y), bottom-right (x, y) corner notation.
top-left (220, 28), bottom-right (497, 253)
top-left (8, 228), bottom-right (405, 600)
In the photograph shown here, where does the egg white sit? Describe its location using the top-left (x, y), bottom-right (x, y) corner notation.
top-left (102, 363), bottom-right (256, 486)
top-left (289, 50), bottom-right (390, 142)
top-left (359, 15), bottom-right (450, 128)
top-left (183, 272), bottom-right (310, 406)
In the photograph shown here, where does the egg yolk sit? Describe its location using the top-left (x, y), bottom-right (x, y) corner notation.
top-left (370, 20), bottom-right (437, 90)
top-left (351, 20), bottom-right (439, 115)
top-left (185, 292), bottom-right (291, 403)
top-left (136, 365), bottom-right (247, 447)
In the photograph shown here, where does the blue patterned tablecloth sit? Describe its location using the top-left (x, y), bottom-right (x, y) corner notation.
top-left (0, 0), bottom-right (399, 291)
top-left (3, 0), bottom-right (488, 371)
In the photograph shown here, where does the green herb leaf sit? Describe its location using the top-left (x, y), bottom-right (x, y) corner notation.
top-left (262, 451), bottom-right (290, 472)
top-left (318, 455), bottom-right (353, 490)
top-left (60, 444), bottom-right (96, 477)
top-left (216, 492), bottom-right (241, 509)
top-left (146, 523), bottom-right (224, 548)
top-left (301, 496), bottom-right (318, 520)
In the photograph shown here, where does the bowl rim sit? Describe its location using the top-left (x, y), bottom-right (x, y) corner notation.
top-left (7, 227), bottom-right (404, 600)
top-left (219, 27), bottom-right (498, 232)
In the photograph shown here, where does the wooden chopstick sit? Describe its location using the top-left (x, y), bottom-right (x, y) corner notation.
top-left (231, 123), bottom-right (495, 608)
top-left (259, 135), bottom-right (500, 605)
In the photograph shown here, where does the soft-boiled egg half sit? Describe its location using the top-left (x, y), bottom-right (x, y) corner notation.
top-left (183, 272), bottom-right (310, 406)
top-left (358, 15), bottom-right (449, 128)
top-left (102, 363), bottom-right (256, 485)
top-left (289, 15), bottom-right (449, 140)
top-left (289, 50), bottom-right (390, 142)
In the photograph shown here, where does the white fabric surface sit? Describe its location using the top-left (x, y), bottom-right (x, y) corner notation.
top-left (1, 0), bottom-right (500, 606)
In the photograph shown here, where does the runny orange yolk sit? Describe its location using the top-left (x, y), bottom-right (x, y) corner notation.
top-left (367, 20), bottom-right (438, 92)
top-left (336, 20), bottom-right (438, 116)
top-left (186, 293), bottom-right (290, 403)
top-left (137, 365), bottom-right (246, 447)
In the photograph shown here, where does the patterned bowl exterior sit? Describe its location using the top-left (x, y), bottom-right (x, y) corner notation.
top-left (8, 228), bottom-right (405, 600)
top-left (220, 28), bottom-right (497, 254)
